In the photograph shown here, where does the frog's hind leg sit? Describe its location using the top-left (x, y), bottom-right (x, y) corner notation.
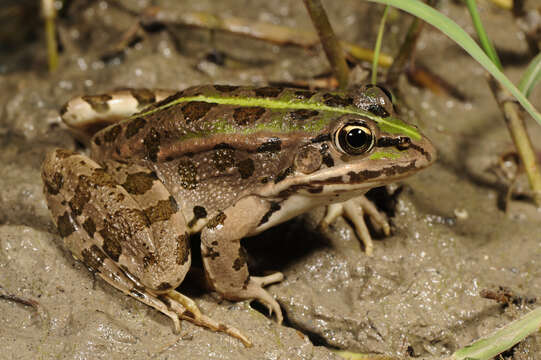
top-left (42, 149), bottom-right (251, 346)
top-left (60, 88), bottom-right (175, 142)
top-left (80, 244), bottom-right (251, 346)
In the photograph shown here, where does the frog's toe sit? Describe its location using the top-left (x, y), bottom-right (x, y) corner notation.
top-left (161, 290), bottom-right (252, 347)
top-left (251, 272), bottom-right (284, 287)
top-left (244, 277), bottom-right (283, 324)
top-left (355, 196), bottom-right (391, 236)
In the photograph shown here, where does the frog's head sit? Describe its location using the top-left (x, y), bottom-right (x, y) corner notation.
top-left (274, 109), bottom-right (436, 198)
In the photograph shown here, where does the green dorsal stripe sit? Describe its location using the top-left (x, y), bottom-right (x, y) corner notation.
top-left (137, 94), bottom-right (421, 140)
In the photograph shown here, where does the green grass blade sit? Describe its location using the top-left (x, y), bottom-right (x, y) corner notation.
top-left (372, 5), bottom-right (390, 85)
top-left (464, 0), bottom-right (502, 70)
top-left (519, 52), bottom-right (541, 98)
top-left (363, 0), bottom-right (541, 126)
top-left (451, 306), bottom-right (541, 360)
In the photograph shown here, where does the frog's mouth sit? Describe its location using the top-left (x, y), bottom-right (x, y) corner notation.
top-left (269, 159), bottom-right (426, 199)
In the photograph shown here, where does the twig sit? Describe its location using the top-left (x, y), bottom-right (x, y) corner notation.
top-left (42, 0), bottom-right (58, 73)
top-left (302, 0), bottom-right (349, 89)
top-left (488, 77), bottom-right (541, 207)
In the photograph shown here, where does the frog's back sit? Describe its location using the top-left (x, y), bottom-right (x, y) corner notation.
top-left (89, 85), bottom-right (344, 162)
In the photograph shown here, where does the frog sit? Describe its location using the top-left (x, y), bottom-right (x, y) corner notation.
top-left (42, 84), bottom-right (436, 346)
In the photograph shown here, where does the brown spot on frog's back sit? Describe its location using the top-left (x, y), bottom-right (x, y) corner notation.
top-left (81, 245), bottom-right (107, 271)
top-left (181, 101), bottom-right (216, 123)
top-left (125, 117), bottom-right (147, 139)
top-left (289, 109), bottom-right (319, 121)
top-left (90, 168), bottom-right (116, 187)
top-left (144, 128), bottom-right (161, 162)
top-left (256, 137), bottom-right (281, 153)
top-left (121, 171), bottom-right (158, 195)
top-left (178, 159), bottom-right (198, 190)
top-left (82, 218), bottom-right (96, 238)
top-left (322, 93), bottom-right (353, 107)
top-left (57, 211), bottom-right (76, 237)
top-left (214, 85), bottom-right (239, 93)
top-left (82, 94), bottom-right (112, 113)
top-left (294, 90), bottom-right (316, 99)
top-left (44, 172), bottom-right (63, 195)
top-left (254, 86), bottom-right (283, 98)
top-left (233, 107), bottom-right (266, 125)
top-left (103, 125), bottom-right (121, 142)
top-left (237, 158), bottom-right (255, 179)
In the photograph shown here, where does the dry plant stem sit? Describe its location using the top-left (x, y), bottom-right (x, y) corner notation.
top-left (302, 0), bottom-right (349, 89)
top-left (488, 77), bottom-right (541, 207)
top-left (386, 0), bottom-right (438, 89)
top-left (141, 7), bottom-right (318, 48)
top-left (42, 0), bottom-right (58, 73)
top-left (385, 14), bottom-right (425, 89)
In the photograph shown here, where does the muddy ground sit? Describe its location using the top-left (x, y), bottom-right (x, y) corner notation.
top-left (1, 0), bottom-right (541, 359)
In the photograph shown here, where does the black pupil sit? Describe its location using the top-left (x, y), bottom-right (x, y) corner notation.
top-left (346, 128), bottom-right (368, 148)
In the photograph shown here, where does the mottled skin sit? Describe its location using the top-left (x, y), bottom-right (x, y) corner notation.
top-left (42, 85), bottom-right (436, 345)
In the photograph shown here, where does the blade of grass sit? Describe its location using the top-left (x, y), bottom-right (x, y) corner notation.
top-left (371, 5), bottom-right (390, 85)
top-left (363, 0), bottom-right (541, 126)
top-left (450, 306), bottom-right (541, 360)
top-left (464, 0), bottom-right (503, 70)
top-left (518, 52), bottom-right (541, 98)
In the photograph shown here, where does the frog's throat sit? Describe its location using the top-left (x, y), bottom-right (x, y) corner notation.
top-left (135, 95), bottom-right (422, 141)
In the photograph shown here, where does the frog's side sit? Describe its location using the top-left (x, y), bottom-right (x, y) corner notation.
top-left (42, 85), bottom-right (435, 345)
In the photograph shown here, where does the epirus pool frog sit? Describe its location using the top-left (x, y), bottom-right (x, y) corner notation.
top-left (42, 85), bottom-right (436, 346)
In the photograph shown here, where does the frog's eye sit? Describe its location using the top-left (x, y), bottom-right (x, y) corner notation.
top-left (335, 123), bottom-right (375, 155)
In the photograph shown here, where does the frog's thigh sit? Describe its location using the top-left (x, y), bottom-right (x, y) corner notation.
top-left (42, 149), bottom-right (191, 292)
top-left (200, 196), bottom-right (284, 321)
top-left (43, 150), bottom-right (254, 345)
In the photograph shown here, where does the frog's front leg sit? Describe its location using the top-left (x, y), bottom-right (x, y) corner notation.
top-left (201, 196), bottom-right (284, 322)
top-left (42, 149), bottom-right (251, 346)
top-left (321, 195), bottom-right (391, 256)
